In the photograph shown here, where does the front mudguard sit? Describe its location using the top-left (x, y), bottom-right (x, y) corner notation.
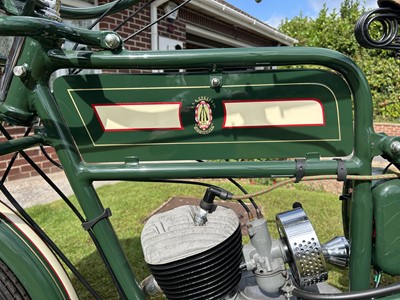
top-left (0, 200), bottom-right (78, 299)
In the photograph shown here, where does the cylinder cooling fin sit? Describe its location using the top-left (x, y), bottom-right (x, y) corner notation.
top-left (141, 205), bottom-right (243, 300)
top-left (276, 208), bottom-right (328, 288)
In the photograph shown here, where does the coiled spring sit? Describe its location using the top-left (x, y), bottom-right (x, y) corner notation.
top-left (355, 7), bottom-right (400, 50)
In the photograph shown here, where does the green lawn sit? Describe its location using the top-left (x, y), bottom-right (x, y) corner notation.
top-left (26, 180), bottom-right (346, 299)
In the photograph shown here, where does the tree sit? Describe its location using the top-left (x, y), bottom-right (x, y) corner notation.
top-left (279, 0), bottom-right (400, 120)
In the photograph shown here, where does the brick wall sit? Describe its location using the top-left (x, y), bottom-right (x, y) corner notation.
top-left (180, 8), bottom-right (276, 47)
top-left (374, 123), bottom-right (400, 136)
top-left (98, 2), bottom-right (186, 52)
top-left (99, 4), bottom-right (153, 51)
top-left (0, 125), bottom-right (61, 182)
top-left (97, 0), bottom-right (276, 52)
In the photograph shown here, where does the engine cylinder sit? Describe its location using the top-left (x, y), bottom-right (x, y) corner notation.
top-left (141, 205), bottom-right (242, 300)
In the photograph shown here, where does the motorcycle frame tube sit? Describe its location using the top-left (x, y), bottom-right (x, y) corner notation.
top-left (0, 135), bottom-right (43, 154)
top-left (0, 37), bottom-right (145, 299)
top-left (33, 84), bottom-right (146, 299)
top-left (0, 35), bottom-right (382, 296)
top-left (48, 46), bottom-right (375, 292)
top-left (0, 16), bottom-right (121, 49)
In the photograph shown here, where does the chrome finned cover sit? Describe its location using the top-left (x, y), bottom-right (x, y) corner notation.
top-left (276, 208), bottom-right (328, 288)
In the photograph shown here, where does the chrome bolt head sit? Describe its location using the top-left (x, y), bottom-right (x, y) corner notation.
top-left (211, 77), bottom-right (221, 88)
top-left (13, 65), bottom-right (27, 78)
top-left (391, 141), bottom-right (400, 154)
top-left (104, 33), bottom-right (121, 49)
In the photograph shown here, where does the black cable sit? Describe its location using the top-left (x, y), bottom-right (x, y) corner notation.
top-left (88, 0), bottom-right (125, 30)
top-left (227, 178), bottom-right (262, 218)
top-left (72, 0), bottom-right (125, 51)
top-left (196, 160), bottom-right (258, 215)
top-left (113, 0), bottom-right (155, 32)
top-left (383, 162), bottom-right (393, 174)
top-left (1, 152), bottom-right (18, 183)
top-left (1, 126), bottom-right (32, 183)
top-left (151, 178), bottom-right (216, 188)
top-left (70, 0), bottom-right (155, 75)
top-left (381, 158), bottom-right (400, 174)
top-left (0, 181), bottom-right (102, 299)
top-left (72, 0), bottom-right (191, 74)
top-left (292, 282), bottom-right (400, 300)
top-left (39, 145), bottom-right (63, 169)
top-left (146, 179), bottom-right (252, 214)
top-left (0, 124), bottom-right (125, 299)
top-left (21, 151), bottom-right (84, 218)
top-left (0, 124), bottom-right (84, 220)
top-left (123, 0), bottom-right (192, 42)
top-left (69, 0), bottom-right (125, 75)
top-left (16, 154), bottom-right (127, 299)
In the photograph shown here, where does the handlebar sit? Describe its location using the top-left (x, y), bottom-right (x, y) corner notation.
top-left (0, 16), bottom-right (122, 49)
top-left (0, 0), bottom-right (152, 47)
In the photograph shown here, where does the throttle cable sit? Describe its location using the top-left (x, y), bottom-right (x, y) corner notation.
top-left (229, 173), bottom-right (400, 200)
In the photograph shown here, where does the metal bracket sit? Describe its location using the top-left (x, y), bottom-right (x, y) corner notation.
top-left (334, 158), bottom-right (347, 181)
top-left (294, 158), bottom-right (306, 183)
top-left (82, 208), bottom-right (112, 231)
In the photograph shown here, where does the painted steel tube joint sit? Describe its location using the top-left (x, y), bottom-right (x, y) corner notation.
top-left (378, 135), bottom-right (400, 163)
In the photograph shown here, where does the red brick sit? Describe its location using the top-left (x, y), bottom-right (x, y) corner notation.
top-left (21, 165), bottom-right (34, 173)
top-left (7, 173), bottom-right (30, 181)
top-left (12, 158), bottom-right (27, 167)
top-left (6, 167), bottom-right (21, 176)
top-left (5, 127), bottom-right (26, 136)
top-left (24, 149), bottom-right (40, 157)
top-left (0, 153), bottom-right (15, 161)
top-left (41, 161), bottom-right (57, 169)
top-left (374, 123), bottom-right (400, 136)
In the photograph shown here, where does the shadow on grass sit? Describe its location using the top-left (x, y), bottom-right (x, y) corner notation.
top-left (70, 237), bottom-right (151, 300)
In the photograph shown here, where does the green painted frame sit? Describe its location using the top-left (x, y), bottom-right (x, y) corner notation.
top-left (1, 10), bottom-right (400, 300)
top-left (52, 69), bottom-right (353, 162)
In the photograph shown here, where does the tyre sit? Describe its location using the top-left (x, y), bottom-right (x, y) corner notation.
top-left (0, 259), bottom-right (30, 300)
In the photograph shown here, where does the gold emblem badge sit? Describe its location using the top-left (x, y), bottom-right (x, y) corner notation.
top-left (194, 96), bottom-right (214, 134)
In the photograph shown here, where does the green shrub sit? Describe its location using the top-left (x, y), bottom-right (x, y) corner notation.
top-left (279, 0), bottom-right (400, 121)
